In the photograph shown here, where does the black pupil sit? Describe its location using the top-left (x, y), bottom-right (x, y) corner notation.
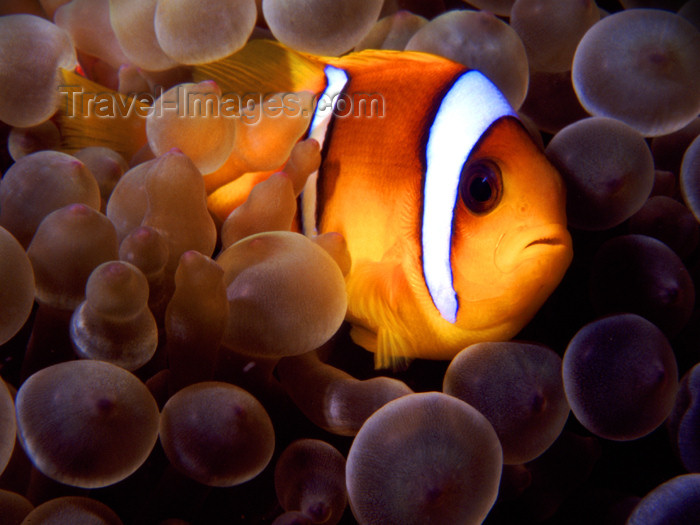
top-left (470, 176), bottom-right (493, 203)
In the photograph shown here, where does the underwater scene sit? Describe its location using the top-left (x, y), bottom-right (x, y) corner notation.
top-left (0, 0), bottom-right (699, 523)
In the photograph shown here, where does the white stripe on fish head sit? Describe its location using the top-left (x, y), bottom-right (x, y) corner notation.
top-left (422, 71), bottom-right (516, 324)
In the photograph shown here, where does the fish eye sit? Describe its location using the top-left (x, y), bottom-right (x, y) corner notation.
top-left (459, 159), bottom-right (503, 214)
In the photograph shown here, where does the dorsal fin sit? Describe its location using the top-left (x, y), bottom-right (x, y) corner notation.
top-left (191, 41), bottom-right (444, 102)
top-left (54, 41), bottom-right (444, 165)
top-left (325, 47), bottom-right (450, 71)
top-left (55, 68), bottom-right (148, 160)
top-left (192, 39), bottom-right (327, 97)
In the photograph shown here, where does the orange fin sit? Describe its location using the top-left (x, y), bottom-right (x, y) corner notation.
top-left (376, 327), bottom-right (412, 371)
top-left (346, 260), bottom-right (414, 370)
top-left (326, 47), bottom-right (448, 71)
top-left (192, 39), bottom-right (327, 98)
top-left (55, 68), bottom-right (148, 160)
top-left (192, 41), bottom-right (326, 196)
top-left (55, 40), bottom-right (327, 161)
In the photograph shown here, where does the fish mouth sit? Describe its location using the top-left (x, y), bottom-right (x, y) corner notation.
top-left (526, 237), bottom-right (567, 248)
top-left (495, 224), bottom-right (573, 273)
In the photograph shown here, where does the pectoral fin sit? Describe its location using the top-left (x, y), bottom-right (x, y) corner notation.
top-left (346, 260), bottom-right (414, 370)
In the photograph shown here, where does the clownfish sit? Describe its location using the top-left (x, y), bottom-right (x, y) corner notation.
top-left (57, 40), bottom-right (573, 369)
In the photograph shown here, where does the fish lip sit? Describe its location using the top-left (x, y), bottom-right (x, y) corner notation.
top-left (525, 237), bottom-right (567, 248)
top-left (495, 224), bottom-right (573, 273)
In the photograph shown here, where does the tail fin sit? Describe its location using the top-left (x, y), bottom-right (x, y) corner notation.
top-left (55, 68), bottom-right (148, 160)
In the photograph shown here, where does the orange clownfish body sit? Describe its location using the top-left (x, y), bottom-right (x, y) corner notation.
top-left (58, 41), bottom-right (573, 369)
top-left (290, 50), bottom-right (573, 367)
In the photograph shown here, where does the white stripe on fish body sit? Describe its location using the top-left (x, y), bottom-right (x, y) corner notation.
top-left (301, 65), bottom-right (349, 237)
top-left (422, 71), bottom-right (516, 324)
